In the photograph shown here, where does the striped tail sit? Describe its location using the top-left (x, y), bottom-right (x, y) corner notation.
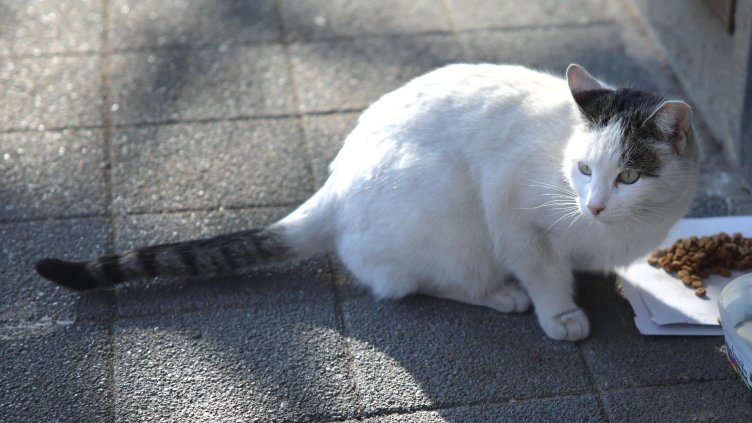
top-left (35, 228), bottom-right (293, 290)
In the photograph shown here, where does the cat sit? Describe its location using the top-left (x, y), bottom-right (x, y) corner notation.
top-left (36, 63), bottom-right (699, 341)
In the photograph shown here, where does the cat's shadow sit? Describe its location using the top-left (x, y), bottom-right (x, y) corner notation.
top-left (96, 267), bottom-right (621, 421)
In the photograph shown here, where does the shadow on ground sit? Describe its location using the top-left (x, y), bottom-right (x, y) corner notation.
top-left (2, 1), bottom-right (747, 421)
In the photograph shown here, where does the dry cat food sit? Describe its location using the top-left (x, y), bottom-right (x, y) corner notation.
top-left (648, 232), bottom-right (752, 297)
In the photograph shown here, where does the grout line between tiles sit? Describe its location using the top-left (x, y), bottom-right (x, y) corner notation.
top-left (111, 202), bottom-right (300, 218)
top-left (0, 20), bottom-right (618, 61)
top-left (440, 0), bottom-right (470, 62)
top-left (99, 11), bottom-right (116, 255)
top-left (0, 108), bottom-right (366, 135)
top-left (325, 256), bottom-right (366, 419)
top-left (98, 2), bottom-right (118, 421)
top-left (597, 376), bottom-right (739, 395)
top-left (322, 391), bottom-right (606, 422)
top-left (107, 285), bottom-right (336, 322)
top-left (576, 343), bottom-right (613, 423)
top-left (274, 1), bottom-right (364, 417)
top-left (0, 203), bottom-right (299, 226)
top-left (0, 212), bottom-right (109, 226)
top-left (272, 0), bottom-right (318, 195)
top-left (1, 49), bottom-right (101, 60)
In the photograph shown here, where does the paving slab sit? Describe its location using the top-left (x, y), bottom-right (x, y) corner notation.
top-left (0, 128), bottom-right (106, 221)
top-left (4, 0), bottom-right (752, 422)
top-left (601, 379), bottom-right (752, 423)
top-left (577, 274), bottom-right (734, 390)
top-left (341, 295), bottom-right (594, 414)
top-left (113, 208), bottom-right (335, 318)
top-left (278, 0), bottom-right (452, 41)
top-left (301, 112), bottom-right (359, 187)
top-left (0, 322), bottom-right (111, 422)
top-left (350, 394), bottom-right (604, 422)
top-left (693, 115), bottom-right (752, 199)
top-left (687, 194), bottom-right (731, 218)
top-left (289, 34), bottom-right (465, 113)
top-left (110, 45), bottom-right (296, 125)
top-left (112, 119), bottom-right (313, 213)
top-left (729, 196), bottom-right (752, 215)
top-left (461, 24), bottom-right (675, 94)
top-left (114, 301), bottom-right (356, 422)
top-left (0, 0), bottom-right (101, 56)
top-left (0, 218), bottom-right (111, 327)
top-left (0, 55), bottom-right (102, 130)
top-left (110, 0), bottom-right (280, 50)
top-left (445, 0), bottom-right (623, 31)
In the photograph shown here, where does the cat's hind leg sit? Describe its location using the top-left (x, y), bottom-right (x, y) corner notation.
top-left (420, 281), bottom-right (530, 313)
top-left (484, 283), bottom-right (531, 313)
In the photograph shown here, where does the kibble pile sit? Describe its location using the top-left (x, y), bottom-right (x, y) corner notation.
top-left (648, 232), bottom-right (752, 297)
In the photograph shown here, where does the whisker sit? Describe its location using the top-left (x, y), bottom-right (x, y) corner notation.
top-left (523, 177), bottom-right (585, 236)
top-left (565, 212), bottom-right (585, 231)
top-left (608, 208), bottom-right (663, 231)
top-left (536, 193), bottom-right (577, 199)
top-left (526, 178), bottom-right (576, 193)
top-left (518, 200), bottom-right (579, 210)
top-left (632, 211), bottom-right (662, 229)
top-left (528, 182), bottom-right (575, 194)
top-left (542, 209), bottom-right (581, 235)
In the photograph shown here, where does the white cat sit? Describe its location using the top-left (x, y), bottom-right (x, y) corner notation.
top-left (37, 63), bottom-right (699, 341)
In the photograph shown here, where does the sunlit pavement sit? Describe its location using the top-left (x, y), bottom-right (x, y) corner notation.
top-left (1, 1), bottom-right (751, 421)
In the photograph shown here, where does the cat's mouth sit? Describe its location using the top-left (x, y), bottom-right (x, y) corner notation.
top-left (591, 214), bottom-right (612, 224)
top-left (581, 205), bottom-right (616, 224)
top-left (586, 209), bottom-right (638, 226)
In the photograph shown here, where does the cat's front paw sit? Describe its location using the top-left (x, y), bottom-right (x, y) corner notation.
top-left (539, 308), bottom-right (590, 341)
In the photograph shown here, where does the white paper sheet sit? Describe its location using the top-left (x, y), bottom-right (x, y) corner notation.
top-left (620, 274), bottom-right (723, 336)
top-left (617, 216), bottom-right (752, 335)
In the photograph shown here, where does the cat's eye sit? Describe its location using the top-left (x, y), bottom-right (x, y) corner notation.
top-left (577, 162), bottom-right (592, 176)
top-left (618, 169), bottom-right (640, 184)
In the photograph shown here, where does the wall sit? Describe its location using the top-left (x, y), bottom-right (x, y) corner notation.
top-left (629, 0), bottom-right (752, 181)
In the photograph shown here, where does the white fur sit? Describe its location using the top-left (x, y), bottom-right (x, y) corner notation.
top-left (272, 64), bottom-right (699, 341)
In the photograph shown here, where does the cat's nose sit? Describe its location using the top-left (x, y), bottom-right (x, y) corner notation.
top-left (587, 204), bottom-right (605, 216)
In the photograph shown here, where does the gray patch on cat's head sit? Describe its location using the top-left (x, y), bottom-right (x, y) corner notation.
top-left (573, 88), bottom-right (666, 177)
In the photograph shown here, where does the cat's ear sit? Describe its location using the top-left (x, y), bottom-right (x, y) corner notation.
top-left (566, 65), bottom-right (613, 122)
top-left (566, 64), bottom-right (610, 97)
top-left (644, 100), bottom-right (692, 155)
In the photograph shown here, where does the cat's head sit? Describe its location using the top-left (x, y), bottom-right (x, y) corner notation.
top-left (562, 64), bottom-right (699, 226)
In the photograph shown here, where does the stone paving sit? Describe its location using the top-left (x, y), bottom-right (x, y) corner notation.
top-left (1, 1), bottom-right (751, 422)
